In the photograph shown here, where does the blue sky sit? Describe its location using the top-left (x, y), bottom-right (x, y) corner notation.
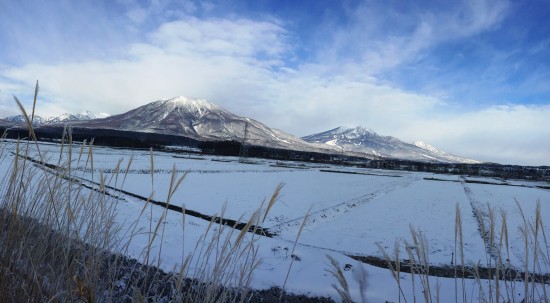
top-left (1, 0), bottom-right (549, 165)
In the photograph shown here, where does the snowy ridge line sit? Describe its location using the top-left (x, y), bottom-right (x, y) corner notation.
top-left (14, 152), bottom-right (276, 238)
top-left (303, 126), bottom-right (480, 164)
top-left (319, 169), bottom-right (402, 178)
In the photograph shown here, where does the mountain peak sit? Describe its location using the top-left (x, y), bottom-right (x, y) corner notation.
top-left (330, 126), bottom-right (351, 134)
top-left (149, 96), bottom-right (224, 119)
top-left (351, 126), bottom-right (378, 135)
top-left (331, 126), bottom-right (378, 135)
top-left (78, 110), bottom-right (111, 119)
top-left (64, 96), bottom-right (317, 152)
top-left (161, 96), bottom-right (217, 110)
top-left (303, 127), bottom-right (479, 163)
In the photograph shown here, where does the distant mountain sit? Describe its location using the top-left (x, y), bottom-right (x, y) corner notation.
top-left (66, 96), bottom-right (327, 152)
top-left (0, 118), bottom-right (15, 128)
top-left (3, 111), bottom-right (110, 125)
top-left (45, 111), bottom-right (111, 123)
top-left (302, 126), bottom-right (479, 164)
top-left (3, 114), bottom-right (45, 125)
top-left (412, 141), bottom-right (477, 163)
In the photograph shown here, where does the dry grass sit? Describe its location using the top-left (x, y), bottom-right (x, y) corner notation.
top-left (1, 86), bottom-right (121, 301)
top-left (0, 136), bottom-right (278, 301)
top-left (0, 87), bottom-right (289, 302)
top-left (370, 200), bottom-right (550, 303)
top-left (326, 254), bottom-right (353, 303)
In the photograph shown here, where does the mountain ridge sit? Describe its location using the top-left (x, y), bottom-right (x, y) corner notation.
top-left (2, 96), bottom-right (477, 163)
top-left (63, 96), bottom-right (334, 153)
top-left (302, 126), bottom-right (479, 164)
top-left (3, 111), bottom-right (110, 125)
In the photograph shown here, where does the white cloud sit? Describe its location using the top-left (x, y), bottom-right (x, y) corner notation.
top-left (1, 16), bottom-right (289, 117)
top-left (397, 105), bottom-right (550, 165)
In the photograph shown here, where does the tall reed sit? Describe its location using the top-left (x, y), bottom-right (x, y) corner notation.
top-left (370, 201), bottom-right (549, 303)
top-left (0, 88), bottom-right (287, 302)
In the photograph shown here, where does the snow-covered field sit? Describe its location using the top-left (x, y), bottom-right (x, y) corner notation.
top-left (2, 140), bottom-right (549, 302)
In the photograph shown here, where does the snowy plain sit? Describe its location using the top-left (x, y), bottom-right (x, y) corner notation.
top-left (2, 139), bottom-right (549, 302)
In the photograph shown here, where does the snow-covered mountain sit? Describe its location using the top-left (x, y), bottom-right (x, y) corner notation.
top-left (412, 141), bottom-right (478, 163)
top-left (0, 118), bottom-right (15, 128)
top-left (3, 114), bottom-right (46, 125)
top-left (46, 111), bottom-right (110, 123)
top-left (68, 96), bottom-right (325, 152)
top-left (302, 126), bottom-right (479, 163)
top-left (2, 98), bottom-right (478, 163)
top-left (3, 111), bottom-right (110, 125)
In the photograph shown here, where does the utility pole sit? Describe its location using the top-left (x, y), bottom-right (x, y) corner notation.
top-left (239, 121), bottom-right (249, 160)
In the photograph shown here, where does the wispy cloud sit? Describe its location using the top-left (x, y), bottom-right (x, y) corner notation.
top-left (329, 0), bottom-right (511, 73)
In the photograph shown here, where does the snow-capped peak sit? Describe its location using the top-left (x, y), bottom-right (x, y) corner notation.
top-left (414, 141), bottom-right (441, 154)
top-left (324, 126), bottom-right (380, 141)
top-left (152, 96), bottom-right (224, 119)
top-left (331, 126), bottom-right (351, 134)
top-left (79, 110), bottom-right (110, 119)
top-left (353, 126), bottom-right (377, 134)
top-left (348, 126), bottom-right (379, 137)
top-left (3, 111), bottom-right (111, 124)
top-left (46, 111), bottom-right (111, 123)
top-left (163, 96), bottom-right (218, 110)
top-left (2, 114), bottom-right (45, 125)
top-left (303, 126), bottom-right (480, 164)
top-left (329, 126), bottom-right (378, 136)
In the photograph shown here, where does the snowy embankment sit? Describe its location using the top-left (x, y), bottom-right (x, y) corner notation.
top-left (4, 140), bottom-right (550, 302)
